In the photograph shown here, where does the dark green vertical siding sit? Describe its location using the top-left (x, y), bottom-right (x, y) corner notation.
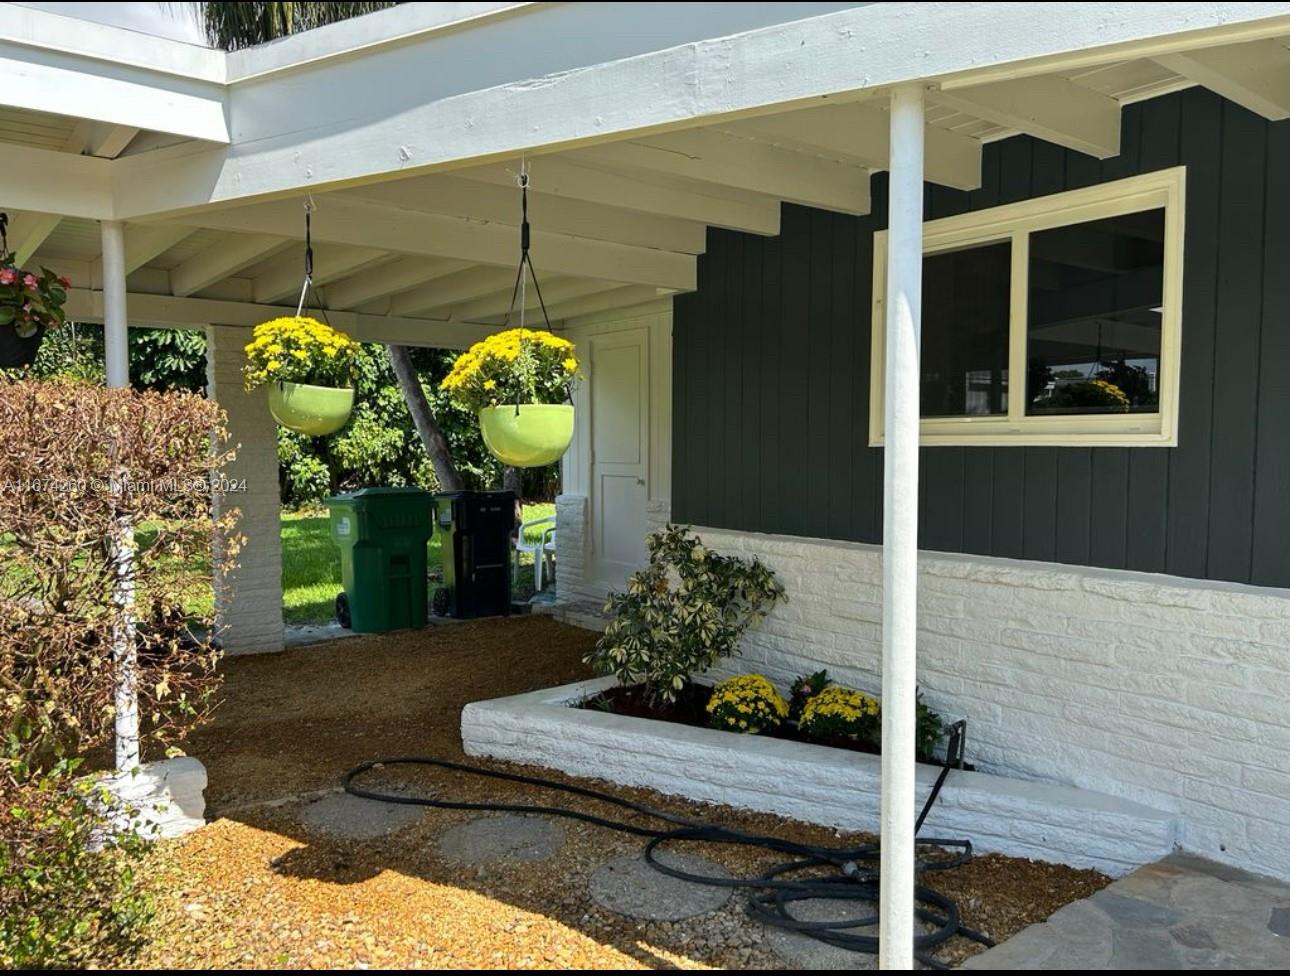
top-left (672, 90), bottom-right (1290, 588)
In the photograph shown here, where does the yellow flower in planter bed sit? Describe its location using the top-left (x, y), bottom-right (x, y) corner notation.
top-left (706, 674), bottom-right (789, 734)
top-left (799, 685), bottom-right (881, 745)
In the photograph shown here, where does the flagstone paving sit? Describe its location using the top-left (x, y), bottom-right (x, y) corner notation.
top-left (962, 853), bottom-right (1290, 969)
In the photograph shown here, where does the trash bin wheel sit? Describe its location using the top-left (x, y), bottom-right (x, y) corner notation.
top-left (336, 591), bottom-right (352, 629)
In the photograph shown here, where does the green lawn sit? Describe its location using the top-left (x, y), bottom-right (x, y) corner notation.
top-left (281, 503), bottom-right (555, 625)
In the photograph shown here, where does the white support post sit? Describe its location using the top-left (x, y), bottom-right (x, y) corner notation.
top-left (101, 218), bottom-right (139, 772)
top-left (879, 83), bottom-right (925, 971)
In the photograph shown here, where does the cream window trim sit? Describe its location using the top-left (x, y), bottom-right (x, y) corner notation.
top-left (869, 166), bottom-right (1186, 447)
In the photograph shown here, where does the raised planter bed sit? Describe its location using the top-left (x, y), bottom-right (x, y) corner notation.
top-left (462, 676), bottom-right (1178, 876)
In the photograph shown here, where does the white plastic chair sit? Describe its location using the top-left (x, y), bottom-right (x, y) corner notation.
top-left (514, 515), bottom-right (557, 591)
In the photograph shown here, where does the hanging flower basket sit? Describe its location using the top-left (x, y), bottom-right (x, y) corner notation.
top-left (479, 403), bottom-right (576, 467)
top-left (243, 316), bottom-right (358, 435)
top-left (268, 380), bottom-right (356, 436)
top-left (441, 327), bottom-right (580, 468)
top-left (0, 219), bottom-right (70, 369)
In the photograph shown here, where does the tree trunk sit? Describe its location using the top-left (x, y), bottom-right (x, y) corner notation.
top-left (386, 344), bottom-right (463, 492)
top-left (503, 465), bottom-right (522, 500)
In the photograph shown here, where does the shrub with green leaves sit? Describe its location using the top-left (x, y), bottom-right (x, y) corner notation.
top-left (585, 525), bottom-right (786, 705)
top-left (789, 669), bottom-right (831, 721)
top-left (1, 760), bottom-right (152, 968)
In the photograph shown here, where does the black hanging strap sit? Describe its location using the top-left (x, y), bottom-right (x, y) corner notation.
top-left (503, 170), bottom-right (554, 332)
top-left (295, 200), bottom-right (332, 327)
top-left (0, 212), bottom-right (9, 260)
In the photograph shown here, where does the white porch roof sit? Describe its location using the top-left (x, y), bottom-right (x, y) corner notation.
top-left (4, 1), bottom-right (1290, 347)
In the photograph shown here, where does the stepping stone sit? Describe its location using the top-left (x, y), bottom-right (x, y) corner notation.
top-left (438, 814), bottom-right (565, 864)
top-left (589, 850), bottom-right (731, 921)
top-left (298, 791), bottom-right (425, 841)
top-left (764, 896), bottom-right (880, 970)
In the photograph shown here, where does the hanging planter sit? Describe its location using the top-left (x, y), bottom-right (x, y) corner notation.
top-left (0, 212), bottom-right (70, 369)
top-left (479, 402), bottom-right (576, 468)
top-left (442, 328), bottom-right (580, 468)
top-left (440, 170), bottom-right (580, 468)
top-left (268, 380), bottom-right (356, 436)
top-left (243, 315), bottom-right (359, 436)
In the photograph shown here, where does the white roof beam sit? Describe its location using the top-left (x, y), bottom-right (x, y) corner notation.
top-left (169, 235), bottom-right (290, 298)
top-left (63, 121), bottom-right (141, 159)
top-left (729, 103), bottom-right (981, 191)
top-left (105, 3), bottom-right (1290, 218)
top-left (250, 244), bottom-right (390, 304)
top-left (458, 160), bottom-right (779, 236)
top-left (343, 176), bottom-right (708, 254)
top-left (569, 129), bottom-right (871, 215)
top-left (932, 77), bottom-right (1121, 159)
top-left (175, 197), bottom-right (695, 291)
top-left (548, 286), bottom-right (670, 323)
top-left (391, 267), bottom-right (518, 317)
top-left (1155, 40), bottom-right (1290, 120)
top-left (450, 277), bottom-right (622, 324)
top-left (0, 143), bottom-right (111, 219)
top-left (322, 256), bottom-right (471, 311)
top-left (63, 289), bottom-right (493, 349)
top-left (5, 211), bottom-right (61, 265)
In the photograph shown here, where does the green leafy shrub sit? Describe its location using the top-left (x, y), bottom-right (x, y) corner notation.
top-left (0, 760), bottom-right (152, 968)
top-left (789, 669), bottom-right (831, 721)
top-left (916, 691), bottom-right (946, 762)
top-left (585, 525), bottom-right (786, 705)
top-left (706, 674), bottom-right (788, 734)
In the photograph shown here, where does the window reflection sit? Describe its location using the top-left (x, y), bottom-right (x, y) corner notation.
top-left (921, 241), bottom-right (1011, 418)
top-left (1026, 209), bottom-right (1164, 416)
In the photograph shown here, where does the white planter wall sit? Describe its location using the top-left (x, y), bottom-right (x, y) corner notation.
top-left (688, 526), bottom-right (1290, 882)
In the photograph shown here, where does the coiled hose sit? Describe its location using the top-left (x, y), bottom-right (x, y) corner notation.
top-left (342, 746), bottom-right (993, 968)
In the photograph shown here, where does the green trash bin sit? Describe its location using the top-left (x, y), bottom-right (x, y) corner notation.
top-left (327, 487), bottom-right (435, 633)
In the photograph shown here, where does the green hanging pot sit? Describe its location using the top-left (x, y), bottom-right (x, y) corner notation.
top-left (268, 381), bottom-right (354, 436)
top-left (479, 403), bottom-right (575, 468)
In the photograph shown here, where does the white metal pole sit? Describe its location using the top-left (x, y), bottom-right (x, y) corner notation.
top-left (879, 83), bottom-right (925, 971)
top-left (101, 219), bottom-right (139, 771)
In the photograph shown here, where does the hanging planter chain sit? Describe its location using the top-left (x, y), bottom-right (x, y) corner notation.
top-left (499, 165), bottom-right (573, 412)
top-left (295, 199), bottom-right (333, 327)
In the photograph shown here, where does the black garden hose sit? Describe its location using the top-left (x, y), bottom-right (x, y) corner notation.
top-left (342, 746), bottom-right (993, 967)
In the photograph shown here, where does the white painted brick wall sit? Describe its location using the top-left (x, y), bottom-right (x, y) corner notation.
top-left (206, 326), bottom-right (284, 655)
top-left (463, 678), bottom-right (1177, 875)
top-left (688, 525), bottom-right (1290, 882)
top-left (554, 493), bottom-right (594, 601)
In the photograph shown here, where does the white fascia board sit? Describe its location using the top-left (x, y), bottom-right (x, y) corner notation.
top-left (108, 1), bottom-right (1290, 218)
top-left (0, 3), bottom-right (224, 83)
top-left (0, 41), bottom-right (229, 144)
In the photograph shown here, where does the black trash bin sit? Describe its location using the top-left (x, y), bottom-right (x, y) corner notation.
top-left (433, 490), bottom-right (516, 619)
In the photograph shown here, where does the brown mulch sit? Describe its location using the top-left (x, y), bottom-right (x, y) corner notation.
top-left (130, 616), bottom-right (1109, 969)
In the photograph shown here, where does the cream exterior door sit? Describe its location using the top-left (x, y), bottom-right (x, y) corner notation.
top-left (588, 328), bottom-right (649, 587)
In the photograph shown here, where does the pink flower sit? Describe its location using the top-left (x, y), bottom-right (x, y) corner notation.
top-left (22, 273), bottom-right (38, 289)
top-left (0, 268), bottom-right (15, 285)
top-left (58, 276), bottom-right (71, 289)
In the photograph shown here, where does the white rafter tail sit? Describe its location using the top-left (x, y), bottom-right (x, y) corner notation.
top-left (6, 211), bottom-right (62, 265)
top-left (451, 277), bottom-right (622, 323)
top-left (1156, 40), bottom-right (1290, 120)
top-left (730, 102), bottom-right (982, 191)
top-left (343, 176), bottom-right (709, 254)
top-left (250, 244), bottom-right (390, 304)
top-left (458, 160), bottom-right (782, 236)
top-left (168, 234), bottom-right (290, 298)
top-left (934, 76), bottom-right (1122, 159)
top-left (544, 285), bottom-right (670, 323)
top-left (64, 120), bottom-right (142, 159)
top-left (123, 224), bottom-right (196, 274)
top-left (572, 128), bottom-right (871, 215)
top-left (391, 266), bottom-right (518, 317)
top-left (322, 256), bottom-right (471, 311)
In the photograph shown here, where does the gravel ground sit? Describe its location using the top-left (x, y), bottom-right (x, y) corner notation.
top-left (131, 616), bottom-right (1110, 969)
